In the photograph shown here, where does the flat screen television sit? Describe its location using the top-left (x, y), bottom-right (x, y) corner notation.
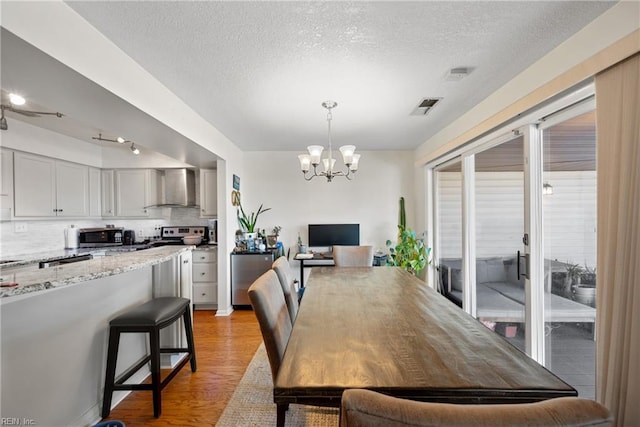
top-left (308, 224), bottom-right (360, 247)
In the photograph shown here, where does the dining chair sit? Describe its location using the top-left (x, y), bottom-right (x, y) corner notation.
top-left (333, 245), bottom-right (374, 267)
top-left (272, 256), bottom-right (300, 322)
top-left (339, 389), bottom-right (613, 427)
top-left (248, 269), bottom-right (293, 423)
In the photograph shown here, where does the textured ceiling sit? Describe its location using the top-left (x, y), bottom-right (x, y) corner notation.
top-left (61, 1), bottom-right (614, 152)
top-left (0, 2), bottom-right (615, 158)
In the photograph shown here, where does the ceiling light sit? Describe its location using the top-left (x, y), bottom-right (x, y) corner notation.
top-left (9, 93), bottom-right (26, 106)
top-left (93, 133), bottom-right (139, 154)
top-left (297, 101), bottom-right (359, 182)
top-left (0, 104), bottom-right (63, 131)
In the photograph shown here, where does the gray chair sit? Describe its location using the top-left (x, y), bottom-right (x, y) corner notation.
top-left (340, 389), bottom-right (613, 427)
top-left (333, 245), bottom-right (374, 267)
top-left (247, 269), bottom-right (293, 423)
top-left (272, 256), bottom-right (300, 323)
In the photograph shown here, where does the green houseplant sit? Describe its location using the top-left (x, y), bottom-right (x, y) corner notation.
top-left (386, 226), bottom-right (431, 275)
top-left (385, 197), bottom-right (431, 275)
top-left (237, 203), bottom-right (271, 234)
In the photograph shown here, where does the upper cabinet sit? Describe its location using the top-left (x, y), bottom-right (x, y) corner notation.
top-left (113, 169), bottom-right (161, 217)
top-left (0, 149), bottom-right (14, 219)
top-left (101, 169), bottom-right (115, 217)
top-left (88, 167), bottom-right (102, 217)
top-left (14, 152), bottom-right (89, 217)
top-left (200, 169), bottom-right (217, 217)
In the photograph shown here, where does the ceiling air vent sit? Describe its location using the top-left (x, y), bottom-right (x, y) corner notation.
top-left (411, 98), bottom-right (442, 116)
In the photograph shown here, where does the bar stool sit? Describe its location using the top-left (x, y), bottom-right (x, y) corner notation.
top-left (101, 297), bottom-right (196, 418)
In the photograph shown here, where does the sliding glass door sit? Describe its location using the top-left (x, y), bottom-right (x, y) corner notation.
top-left (541, 108), bottom-right (597, 398)
top-left (474, 135), bottom-right (526, 352)
top-left (431, 100), bottom-right (597, 399)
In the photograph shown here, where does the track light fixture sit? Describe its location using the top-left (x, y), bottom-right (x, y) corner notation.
top-left (0, 106), bottom-right (7, 131)
top-left (0, 102), bottom-right (63, 131)
top-left (92, 133), bottom-right (141, 155)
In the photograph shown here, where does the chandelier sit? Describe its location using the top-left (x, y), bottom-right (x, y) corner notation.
top-left (298, 101), bottom-right (360, 182)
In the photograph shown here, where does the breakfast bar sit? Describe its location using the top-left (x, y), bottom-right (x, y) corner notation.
top-left (0, 246), bottom-right (193, 426)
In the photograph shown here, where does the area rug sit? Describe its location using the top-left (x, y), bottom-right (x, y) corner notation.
top-left (216, 343), bottom-right (339, 426)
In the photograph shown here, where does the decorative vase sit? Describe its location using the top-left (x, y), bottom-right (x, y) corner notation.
top-left (298, 245), bottom-right (307, 254)
top-left (244, 232), bottom-right (257, 241)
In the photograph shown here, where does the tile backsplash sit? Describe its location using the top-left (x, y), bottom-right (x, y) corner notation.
top-left (0, 207), bottom-right (211, 259)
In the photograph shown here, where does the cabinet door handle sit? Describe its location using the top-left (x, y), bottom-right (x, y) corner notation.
top-left (183, 259), bottom-right (189, 264)
top-left (201, 272), bottom-right (206, 276)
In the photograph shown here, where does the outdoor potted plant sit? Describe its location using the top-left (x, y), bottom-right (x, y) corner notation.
top-left (237, 203), bottom-right (271, 240)
top-left (574, 264), bottom-right (596, 307)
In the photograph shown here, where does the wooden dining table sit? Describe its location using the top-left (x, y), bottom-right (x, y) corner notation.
top-left (273, 267), bottom-right (576, 426)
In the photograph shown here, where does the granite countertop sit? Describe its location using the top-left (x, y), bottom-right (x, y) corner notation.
top-left (0, 246), bottom-right (193, 300)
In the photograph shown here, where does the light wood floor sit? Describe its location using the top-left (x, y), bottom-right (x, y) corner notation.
top-left (101, 309), bottom-right (262, 426)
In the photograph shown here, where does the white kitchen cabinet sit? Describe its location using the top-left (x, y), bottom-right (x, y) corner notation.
top-left (199, 169), bottom-right (217, 217)
top-left (192, 247), bottom-right (218, 309)
top-left (0, 149), bottom-right (14, 218)
top-left (13, 152), bottom-right (89, 217)
top-left (101, 169), bottom-right (115, 217)
top-left (88, 167), bottom-right (101, 217)
top-left (114, 169), bottom-right (160, 217)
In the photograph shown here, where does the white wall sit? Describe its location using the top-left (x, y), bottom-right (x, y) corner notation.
top-left (241, 150), bottom-right (414, 272)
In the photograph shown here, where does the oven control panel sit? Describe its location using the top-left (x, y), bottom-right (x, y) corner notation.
top-left (160, 226), bottom-right (208, 239)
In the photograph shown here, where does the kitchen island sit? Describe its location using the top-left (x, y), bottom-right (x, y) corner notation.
top-left (0, 246), bottom-right (194, 426)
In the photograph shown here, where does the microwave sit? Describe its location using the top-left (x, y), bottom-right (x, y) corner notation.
top-left (78, 227), bottom-right (124, 247)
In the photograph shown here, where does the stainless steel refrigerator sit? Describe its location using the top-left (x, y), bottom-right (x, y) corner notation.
top-left (231, 252), bottom-right (275, 307)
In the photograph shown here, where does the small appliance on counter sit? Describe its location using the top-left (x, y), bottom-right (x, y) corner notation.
top-left (78, 227), bottom-right (124, 247)
top-left (123, 230), bottom-right (136, 245)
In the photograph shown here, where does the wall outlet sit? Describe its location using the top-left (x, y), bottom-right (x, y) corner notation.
top-left (14, 222), bottom-right (28, 233)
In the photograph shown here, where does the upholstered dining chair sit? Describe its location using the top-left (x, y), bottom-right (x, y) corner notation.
top-left (272, 256), bottom-right (300, 323)
top-left (247, 269), bottom-right (293, 422)
top-left (339, 389), bottom-right (613, 427)
top-left (333, 245), bottom-right (374, 267)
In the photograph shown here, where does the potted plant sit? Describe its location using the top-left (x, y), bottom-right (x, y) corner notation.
top-left (574, 264), bottom-right (596, 307)
top-left (385, 197), bottom-right (431, 276)
top-left (237, 203), bottom-right (271, 240)
top-left (386, 226), bottom-right (431, 275)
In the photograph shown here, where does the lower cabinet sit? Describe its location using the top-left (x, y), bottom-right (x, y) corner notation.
top-left (192, 247), bottom-right (218, 309)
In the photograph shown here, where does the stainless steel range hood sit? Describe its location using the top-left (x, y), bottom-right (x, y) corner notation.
top-left (151, 168), bottom-right (198, 208)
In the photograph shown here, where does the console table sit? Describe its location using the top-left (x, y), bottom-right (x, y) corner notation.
top-left (294, 253), bottom-right (334, 288)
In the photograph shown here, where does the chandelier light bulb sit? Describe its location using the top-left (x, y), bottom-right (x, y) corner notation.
top-left (350, 154), bottom-right (361, 171)
top-left (298, 154), bottom-right (311, 172)
top-left (116, 136), bottom-right (126, 143)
